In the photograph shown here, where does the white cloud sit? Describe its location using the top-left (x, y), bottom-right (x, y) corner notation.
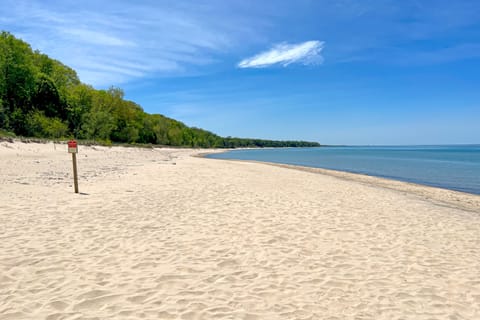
top-left (238, 41), bottom-right (325, 68)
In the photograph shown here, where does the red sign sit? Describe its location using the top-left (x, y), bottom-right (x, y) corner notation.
top-left (68, 140), bottom-right (78, 153)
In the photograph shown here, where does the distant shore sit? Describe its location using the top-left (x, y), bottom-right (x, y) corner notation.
top-left (1, 141), bottom-right (479, 319)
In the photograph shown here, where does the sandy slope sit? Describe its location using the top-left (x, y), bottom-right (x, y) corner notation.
top-left (1, 141), bottom-right (479, 320)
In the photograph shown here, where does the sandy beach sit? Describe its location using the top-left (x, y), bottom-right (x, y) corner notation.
top-left (1, 141), bottom-right (479, 320)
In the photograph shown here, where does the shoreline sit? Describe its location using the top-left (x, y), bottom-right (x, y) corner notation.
top-left (202, 152), bottom-right (480, 213)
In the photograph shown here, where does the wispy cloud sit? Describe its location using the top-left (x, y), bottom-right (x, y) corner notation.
top-left (60, 28), bottom-right (136, 47)
top-left (238, 41), bottom-right (325, 68)
top-left (1, 0), bottom-right (272, 86)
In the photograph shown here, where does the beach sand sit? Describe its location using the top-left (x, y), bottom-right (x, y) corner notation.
top-left (1, 141), bottom-right (479, 319)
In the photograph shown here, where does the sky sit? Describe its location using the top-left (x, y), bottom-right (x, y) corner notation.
top-left (1, 0), bottom-right (480, 145)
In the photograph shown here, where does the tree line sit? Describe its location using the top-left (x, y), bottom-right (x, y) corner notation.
top-left (0, 32), bottom-right (320, 148)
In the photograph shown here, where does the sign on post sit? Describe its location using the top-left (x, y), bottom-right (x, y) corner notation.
top-left (68, 140), bottom-right (78, 153)
top-left (68, 140), bottom-right (79, 193)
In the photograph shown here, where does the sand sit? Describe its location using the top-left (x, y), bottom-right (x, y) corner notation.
top-left (1, 141), bottom-right (479, 320)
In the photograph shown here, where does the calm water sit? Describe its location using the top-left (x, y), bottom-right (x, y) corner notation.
top-left (208, 145), bottom-right (480, 195)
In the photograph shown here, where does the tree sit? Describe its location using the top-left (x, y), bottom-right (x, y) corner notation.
top-left (27, 110), bottom-right (68, 139)
top-left (82, 108), bottom-right (116, 141)
top-left (0, 32), bottom-right (36, 134)
top-left (66, 84), bottom-right (94, 138)
top-left (32, 73), bottom-right (65, 119)
top-left (0, 98), bottom-right (6, 128)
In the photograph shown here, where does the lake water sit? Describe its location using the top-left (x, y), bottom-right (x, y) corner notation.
top-left (207, 145), bottom-right (480, 195)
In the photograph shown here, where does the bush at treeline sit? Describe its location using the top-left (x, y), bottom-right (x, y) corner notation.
top-left (0, 32), bottom-right (320, 148)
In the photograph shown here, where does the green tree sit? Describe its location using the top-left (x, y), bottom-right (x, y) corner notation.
top-left (27, 110), bottom-right (68, 139)
top-left (0, 32), bottom-right (36, 134)
top-left (66, 83), bottom-right (94, 138)
top-left (32, 73), bottom-right (65, 119)
top-left (0, 98), bottom-right (7, 129)
top-left (82, 108), bottom-right (116, 142)
top-left (33, 51), bottom-right (80, 102)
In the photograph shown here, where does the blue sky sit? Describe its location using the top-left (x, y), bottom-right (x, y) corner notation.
top-left (2, 0), bottom-right (479, 145)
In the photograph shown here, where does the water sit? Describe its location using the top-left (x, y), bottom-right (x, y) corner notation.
top-left (207, 145), bottom-right (480, 195)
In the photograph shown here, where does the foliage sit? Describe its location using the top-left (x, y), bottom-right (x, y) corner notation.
top-left (0, 128), bottom-right (15, 138)
top-left (0, 31), bottom-right (321, 148)
top-left (26, 110), bottom-right (69, 139)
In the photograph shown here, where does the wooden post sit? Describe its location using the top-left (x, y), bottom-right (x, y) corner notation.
top-left (72, 152), bottom-right (79, 193)
top-left (68, 140), bottom-right (79, 193)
